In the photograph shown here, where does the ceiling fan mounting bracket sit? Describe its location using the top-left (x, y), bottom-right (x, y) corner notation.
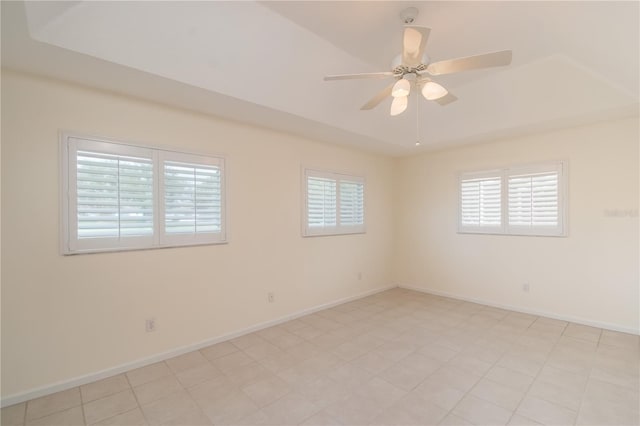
top-left (399, 7), bottom-right (419, 24)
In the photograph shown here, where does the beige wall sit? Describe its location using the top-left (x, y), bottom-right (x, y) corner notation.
top-left (0, 71), bottom-right (395, 398)
top-left (394, 117), bottom-right (639, 333)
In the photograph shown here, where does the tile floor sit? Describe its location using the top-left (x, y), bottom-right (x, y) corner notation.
top-left (2, 289), bottom-right (639, 425)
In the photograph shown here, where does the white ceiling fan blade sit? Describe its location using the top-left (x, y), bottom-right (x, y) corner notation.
top-left (427, 50), bottom-right (512, 76)
top-left (402, 26), bottom-right (431, 67)
top-left (434, 92), bottom-right (458, 106)
top-left (360, 83), bottom-right (395, 110)
top-left (324, 72), bottom-right (395, 81)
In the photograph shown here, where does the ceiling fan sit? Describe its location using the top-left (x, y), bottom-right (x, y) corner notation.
top-left (324, 7), bottom-right (513, 116)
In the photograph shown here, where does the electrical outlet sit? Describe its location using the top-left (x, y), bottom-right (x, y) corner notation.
top-left (268, 292), bottom-right (275, 303)
top-left (522, 282), bottom-right (530, 293)
top-left (145, 318), bottom-right (156, 332)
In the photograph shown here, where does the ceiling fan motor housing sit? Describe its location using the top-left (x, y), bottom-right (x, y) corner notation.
top-left (391, 53), bottom-right (430, 75)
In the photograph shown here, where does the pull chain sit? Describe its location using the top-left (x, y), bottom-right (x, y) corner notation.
top-left (415, 90), bottom-right (421, 146)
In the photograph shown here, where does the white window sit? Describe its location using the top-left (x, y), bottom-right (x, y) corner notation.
top-left (61, 134), bottom-right (226, 254)
top-left (458, 161), bottom-right (567, 236)
top-left (303, 169), bottom-right (365, 236)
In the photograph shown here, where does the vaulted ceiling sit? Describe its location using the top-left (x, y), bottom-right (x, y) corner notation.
top-left (2, 1), bottom-right (638, 155)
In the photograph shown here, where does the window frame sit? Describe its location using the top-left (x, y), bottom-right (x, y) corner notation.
top-left (457, 161), bottom-right (568, 237)
top-left (60, 132), bottom-right (227, 255)
top-left (302, 168), bottom-right (366, 237)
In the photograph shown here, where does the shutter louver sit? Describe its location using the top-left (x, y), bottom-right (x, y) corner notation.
top-left (307, 177), bottom-right (337, 228)
top-left (164, 161), bottom-right (222, 235)
top-left (340, 181), bottom-right (364, 226)
top-left (508, 172), bottom-right (559, 227)
top-left (460, 176), bottom-right (501, 227)
top-left (76, 151), bottom-right (153, 239)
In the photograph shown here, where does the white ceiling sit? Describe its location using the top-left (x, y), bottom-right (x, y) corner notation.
top-left (2, 1), bottom-right (638, 156)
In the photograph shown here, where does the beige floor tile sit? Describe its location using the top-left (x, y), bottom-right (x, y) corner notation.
top-left (188, 376), bottom-right (236, 407)
top-left (497, 353), bottom-right (545, 377)
top-left (582, 378), bottom-right (640, 407)
top-left (258, 351), bottom-right (301, 374)
top-left (354, 377), bottom-right (406, 408)
top-left (224, 362), bottom-right (274, 388)
top-left (577, 397), bottom-right (640, 426)
top-left (294, 376), bottom-right (352, 409)
top-left (516, 395), bottom-right (577, 425)
top-left (160, 408), bottom-right (212, 425)
top-left (256, 325), bottom-right (290, 341)
top-left (26, 388), bottom-right (82, 421)
top-left (165, 351), bottom-right (209, 374)
top-left (80, 375), bottom-right (130, 403)
top-left (300, 410), bottom-right (344, 426)
top-left (242, 341), bottom-right (285, 361)
top-left (83, 389), bottom-right (137, 425)
top-left (412, 380), bottom-right (466, 411)
top-left (134, 376), bottom-right (183, 405)
top-left (371, 392), bottom-right (447, 425)
top-left (600, 330), bottom-right (640, 349)
top-left (199, 390), bottom-right (259, 424)
top-left (507, 414), bottom-right (542, 425)
top-left (284, 341), bottom-right (322, 363)
top-left (322, 394), bottom-right (382, 425)
top-left (527, 379), bottom-right (583, 411)
top-left (92, 408), bottom-right (147, 426)
top-left (372, 341), bottom-right (417, 363)
top-left (278, 364), bottom-right (322, 388)
top-left (25, 406), bottom-right (84, 426)
top-left (199, 342), bottom-right (238, 361)
top-left (350, 352), bottom-right (396, 374)
top-left (234, 409), bottom-right (273, 426)
top-left (141, 391), bottom-right (201, 425)
top-left (270, 332), bottom-right (305, 350)
top-left (563, 323), bottom-right (602, 343)
top-left (590, 364), bottom-right (640, 390)
top-left (377, 354), bottom-right (439, 391)
top-left (241, 376), bottom-right (291, 407)
top-left (453, 394), bottom-right (513, 425)
top-left (174, 362), bottom-right (223, 388)
top-left (261, 392), bottom-right (321, 424)
top-left (2, 402), bottom-right (26, 426)
top-left (332, 341), bottom-right (370, 361)
top-left (447, 354), bottom-right (493, 376)
top-left (428, 366), bottom-right (481, 393)
top-left (231, 333), bottom-right (267, 350)
top-left (438, 413), bottom-right (474, 425)
top-left (126, 363), bottom-right (172, 388)
top-left (327, 363), bottom-right (373, 389)
top-left (211, 351), bottom-right (254, 372)
top-left (470, 378), bottom-right (525, 411)
top-left (418, 343), bottom-right (459, 363)
top-left (291, 325), bottom-right (326, 340)
top-left (536, 364), bottom-right (588, 394)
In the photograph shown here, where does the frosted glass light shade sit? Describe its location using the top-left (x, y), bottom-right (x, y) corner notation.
top-left (390, 96), bottom-right (408, 116)
top-left (421, 81), bottom-right (448, 100)
top-left (392, 78), bottom-right (411, 97)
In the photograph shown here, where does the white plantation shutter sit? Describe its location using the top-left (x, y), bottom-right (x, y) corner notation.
top-left (62, 135), bottom-right (227, 254)
top-left (507, 163), bottom-right (564, 235)
top-left (161, 154), bottom-right (224, 244)
top-left (304, 170), bottom-right (365, 236)
top-left (339, 180), bottom-right (365, 227)
top-left (68, 138), bottom-right (155, 252)
top-left (459, 171), bottom-right (502, 233)
top-left (307, 177), bottom-right (337, 229)
top-left (458, 162), bottom-right (567, 237)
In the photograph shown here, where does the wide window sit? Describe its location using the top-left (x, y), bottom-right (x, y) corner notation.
top-left (304, 169), bottom-right (365, 236)
top-left (458, 161), bottom-right (567, 236)
top-left (61, 134), bottom-right (226, 254)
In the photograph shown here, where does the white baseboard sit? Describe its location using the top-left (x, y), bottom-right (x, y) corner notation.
top-left (0, 284), bottom-right (396, 408)
top-left (398, 284), bottom-right (640, 335)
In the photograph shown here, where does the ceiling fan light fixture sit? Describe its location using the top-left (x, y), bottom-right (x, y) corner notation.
top-left (392, 78), bottom-right (411, 97)
top-left (421, 81), bottom-right (448, 100)
top-left (390, 95), bottom-right (408, 116)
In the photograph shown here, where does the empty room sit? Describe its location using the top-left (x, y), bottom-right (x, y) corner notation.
top-left (1, 1), bottom-right (638, 425)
